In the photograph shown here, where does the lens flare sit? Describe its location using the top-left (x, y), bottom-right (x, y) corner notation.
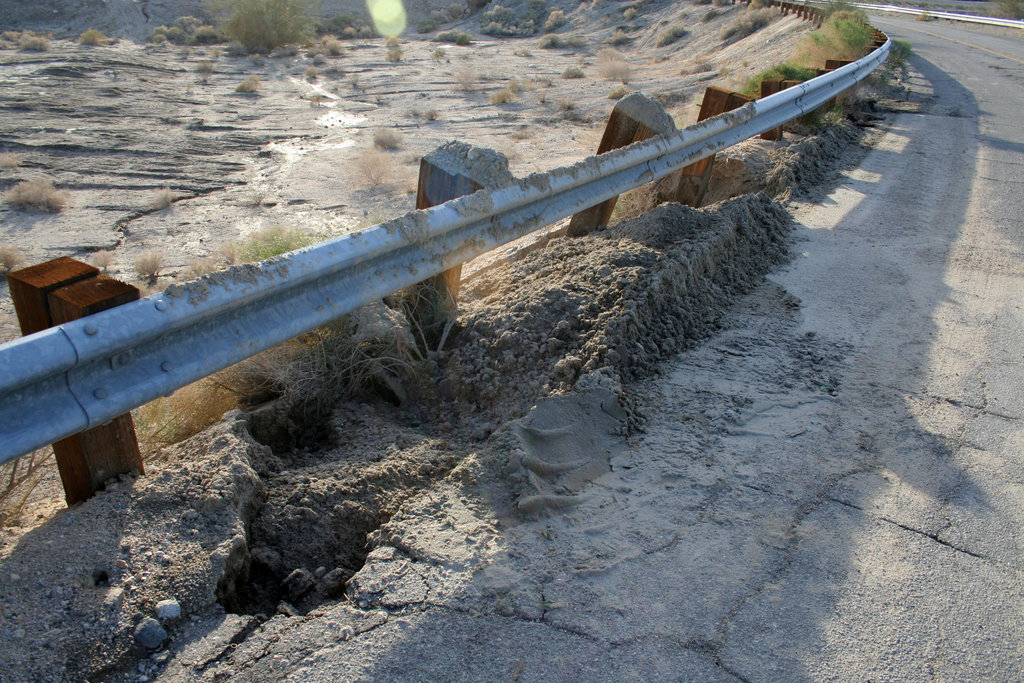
top-left (366, 0), bottom-right (407, 37)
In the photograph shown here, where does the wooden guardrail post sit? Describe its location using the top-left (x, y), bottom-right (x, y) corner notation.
top-left (405, 142), bottom-right (513, 351)
top-left (759, 79), bottom-right (786, 141)
top-left (7, 258), bottom-right (143, 505)
top-left (567, 93), bottom-right (675, 236)
top-left (671, 86), bottom-right (753, 208)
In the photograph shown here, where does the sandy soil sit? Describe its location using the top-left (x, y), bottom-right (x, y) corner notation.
top-left (0, 3), bottom-right (913, 681)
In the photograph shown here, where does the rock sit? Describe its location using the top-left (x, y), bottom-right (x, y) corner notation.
top-left (134, 618), bottom-right (167, 649)
top-left (155, 599), bottom-right (181, 621)
top-left (319, 568), bottom-right (350, 598)
top-left (282, 568), bottom-right (315, 602)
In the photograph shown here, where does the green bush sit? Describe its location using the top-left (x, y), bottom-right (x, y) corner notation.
top-left (481, 0), bottom-right (547, 36)
top-left (742, 63), bottom-right (817, 97)
top-left (435, 30), bottom-right (471, 44)
top-left (241, 225), bottom-right (316, 262)
top-left (562, 66), bottom-right (585, 79)
top-left (210, 0), bottom-right (318, 52)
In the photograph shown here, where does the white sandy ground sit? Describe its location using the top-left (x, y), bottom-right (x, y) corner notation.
top-left (2, 7), bottom-right (1022, 683)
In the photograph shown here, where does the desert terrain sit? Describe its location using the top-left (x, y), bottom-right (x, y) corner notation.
top-left (4, 1), bottom-right (1022, 681)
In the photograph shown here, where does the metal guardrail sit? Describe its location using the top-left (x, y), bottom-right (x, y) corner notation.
top-left (0, 37), bottom-right (892, 464)
top-left (838, 2), bottom-right (1024, 29)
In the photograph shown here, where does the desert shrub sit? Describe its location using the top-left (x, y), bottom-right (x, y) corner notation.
top-left (19, 34), bottom-right (49, 51)
top-left (241, 224), bottom-right (315, 261)
top-left (721, 8), bottom-right (775, 42)
top-left (0, 450), bottom-right (53, 527)
top-left (436, 30), bottom-right (472, 44)
top-left (191, 25), bottom-right (224, 44)
top-left (134, 250), bottom-right (164, 282)
top-left (149, 187), bottom-right (178, 209)
top-left (608, 85), bottom-right (630, 99)
top-left (385, 36), bottom-right (400, 47)
top-left (386, 47), bottom-right (402, 61)
top-left (656, 24), bottom-right (688, 47)
top-left (425, 109), bottom-right (439, 120)
top-left (605, 29), bottom-right (633, 46)
top-left (305, 66), bottom-right (318, 78)
top-left (0, 152), bottom-right (19, 168)
top-left (490, 86), bottom-right (516, 104)
top-left (150, 32), bottom-right (168, 43)
top-left (432, 47), bottom-right (445, 58)
top-left (372, 128), bottom-right (402, 150)
top-left (997, 0), bottom-right (1024, 18)
top-left (5, 179), bottom-right (68, 212)
top-left (623, 7), bottom-right (638, 20)
top-left (135, 377), bottom-right (240, 449)
top-left (481, 0), bottom-right (548, 37)
top-left (742, 63), bottom-right (817, 96)
top-left (0, 244), bottom-right (24, 272)
top-left (79, 29), bottom-right (111, 46)
top-left (235, 75), bottom-right (261, 92)
top-left (544, 9), bottom-right (567, 32)
top-left (597, 47), bottom-right (631, 82)
top-left (320, 35), bottom-right (344, 55)
top-left (453, 65), bottom-right (478, 91)
top-left (418, 19), bottom-right (439, 33)
top-left (792, 10), bottom-right (872, 66)
top-left (216, 242), bottom-right (239, 265)
top-left (702, 9), bottom-right (722, 22)
top-left (212, 0), bottom-right (317, 52)
top-left (562, 66), bottom-right (585, 79)
top-left (91, 250), bottom-right (114, 271)
top-left (539, 34), bottom-right (585, 49)
top-left (354, 149), bottom-right (394, 186)
top-left (196, 60), bottom-right (216, 82)
top-left (888, 39), bottom-right (912, 68)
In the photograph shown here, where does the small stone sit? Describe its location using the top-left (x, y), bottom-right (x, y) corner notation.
top-left (134, 618), bottom-right (167, 649)
top-left (12, 628), bottom-right (25, 639)
top-left (155, 599), bottom-right (181, 621)
top-left (282, 568), bottom-right (315, 602)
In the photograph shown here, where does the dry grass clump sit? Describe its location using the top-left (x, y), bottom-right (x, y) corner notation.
top-left (19, 33), bottom-right (49, 51)
top-left (320, 35), bottom-right (345, 56)
top-left (196, 60), bottom-right (216, 80)
top-left (702, 9), bottom-right (723, 22)
top-left (240, 224), bottom-right (316, 262)
top-left (305, 66), bottom-right (318, 79)
top-left (597, 48), bottom-right (632, 83)
top-left (623, 7), bottom-right (638, 20)
top-left (135, 378), bottom-right (239, 451)
top-left (0, 450), bottom-right (54, 528)
top-left (608, 85), bottom-right (631, 99)
top-left (134, 250), bottom-right (164, 282)
top-left (491, 86), bottom-right (516, 104)
top-left (386, 47), bottom-right (403, 62)
top-left (562, 66), bottom-right (585, 79)
top-left (425, 109), bottom-right (440, 120)
top-left (435, 30), bottom-right (472, 45)
top-left (91, 249), bottom-right (114, 271)
top-left (386, 36), bottom-right (400, 48)
top-left (453, 65), bottom-right (479, 91)
top-left (538, 34), bottom-right (586, 49)
top-left (79, 29), bottom-right (112, 46)
top-left (0, 152), bottom-right (20, 168)
top-left (656, 25), bottom-right (688, 47)
top-left (372, 128), bottom-right (402, 151)
top-left (216, 242), bottom-right (239, 265)
top-left (186, 256), bottom-right (218, 278)
top-left (721, 8), bottom-right (776, 42)
top-left (605, 29), bottom-right (633, 46)
top-left (354, 149), bottom-right (394, 187)
top-left (5, 179), bottom-right (69, 212)
top-left (149, 186), bottom-right (178, 210)
top-left (0, 244), bottom-right (25, 272)
top-left (235, 75), bottom-right (261, 93)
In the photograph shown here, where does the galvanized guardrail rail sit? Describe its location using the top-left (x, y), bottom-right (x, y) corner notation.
top-left (830, 1), bottom-right (1024, 29)
top-left (0, 33), bottom-right (892, 467)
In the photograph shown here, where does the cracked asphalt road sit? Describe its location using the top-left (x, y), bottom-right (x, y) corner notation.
top-left (156, 17), bottom-right (1024, 682)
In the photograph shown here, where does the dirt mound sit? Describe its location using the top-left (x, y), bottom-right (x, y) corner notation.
top-left (441, 193), bottom-right (792, 434)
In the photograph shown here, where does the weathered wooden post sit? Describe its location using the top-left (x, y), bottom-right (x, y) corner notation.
top-left (759, 78), bottom-right (787, 141)
top-left (670, 86), bottom-right (753, 208)
top-left (405, 141), bottom-right (513, 350)
top-left (567, 93), bottom-right (675, 236)
top-left (7, 257), bottom-right (144, 504)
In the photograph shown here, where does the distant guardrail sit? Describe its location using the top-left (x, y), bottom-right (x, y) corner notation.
top-left (829, 1), bottom-right (1024, 29)
top-left (0, 18), bottom-right (892, 490)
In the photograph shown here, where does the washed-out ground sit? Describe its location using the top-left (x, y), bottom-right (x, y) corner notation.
top-left (6, 3), bottom-right (1021, 682)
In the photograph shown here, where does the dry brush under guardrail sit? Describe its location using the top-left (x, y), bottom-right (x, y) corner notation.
top-left (0, 10), bottom-right (893, 504)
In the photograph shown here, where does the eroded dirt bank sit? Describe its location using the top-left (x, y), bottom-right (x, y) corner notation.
top-left (0, 107), bottom-right (887, 679)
